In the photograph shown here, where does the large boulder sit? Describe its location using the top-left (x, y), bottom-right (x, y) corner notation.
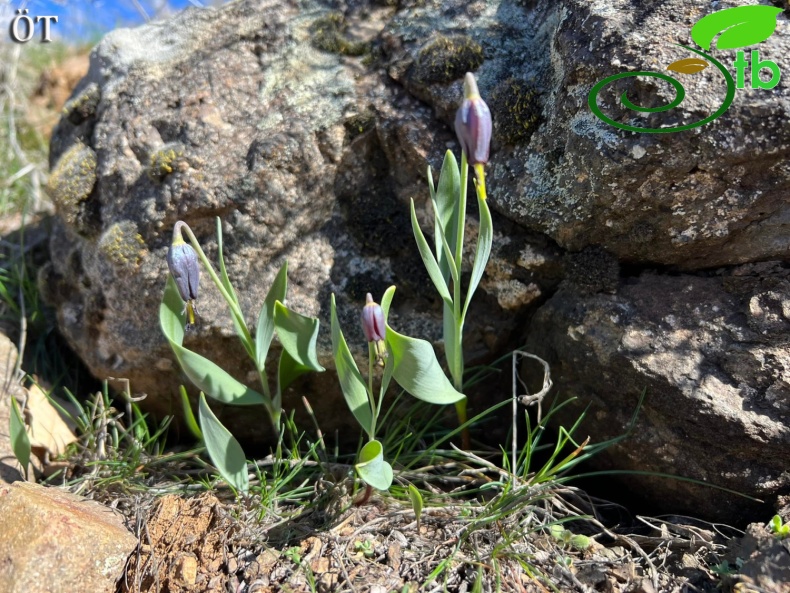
top-left (42, 0), bottom-right (548, 443)
top-left (42, 0), bottom-right (789, 522)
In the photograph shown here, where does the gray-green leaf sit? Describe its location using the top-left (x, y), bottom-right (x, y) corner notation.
top-left (355, 440), bottom-right (393, 490)
top-left (256, 262), bottom-right (288, 371)
top-left (274, 301), bottom-right (325, 374)
top-left (386, 324), bottom-right (465, 405)
top-left (161, 276), bottom-right (270, 408)
top-left (330, 294), bottom-right (373, 436)
top-left (198, 392), bottom-right (249, 493)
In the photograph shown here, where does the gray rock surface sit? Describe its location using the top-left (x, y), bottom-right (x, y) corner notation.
top-left (42, 0), bottom-right (789, 522)
top-left (526, 265), bottom-right (790, 521)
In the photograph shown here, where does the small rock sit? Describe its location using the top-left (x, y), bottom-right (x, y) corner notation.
top-left (0, 482), bottom-right (136, 593)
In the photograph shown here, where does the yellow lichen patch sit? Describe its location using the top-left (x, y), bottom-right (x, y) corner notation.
top-left (62, 83), bottom-right (100, 124)
top-left (98, 221), bottom-right (147, 269)
top-left (310, 13), bottom-right (368, 57)
top-left (47, 142), bottom-right (97, 226)
top-left (149, 144), bottom-right (185, 180)
top-left (412, 35), bottom-right (484, 85)
top-left (488, 78), bottom-right (540, 145)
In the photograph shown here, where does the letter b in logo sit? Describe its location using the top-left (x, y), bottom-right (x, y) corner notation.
top-left (734, 50), bottom-right (781, 89)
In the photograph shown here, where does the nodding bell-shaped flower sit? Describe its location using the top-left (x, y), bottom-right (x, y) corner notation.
top-left (167, 222), bottom-right (200, 330)
top-left (361, 293), bottom-right (387, 365)
top-left (454, 72), bottom-right (492, 199)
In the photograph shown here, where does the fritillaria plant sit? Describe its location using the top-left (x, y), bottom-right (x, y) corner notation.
top-left (410, 72), bottom-right (493, 448)
top-left (160, 217), bottom-right (325, 493)
top-left (330, 288), bottom-right (465, 490)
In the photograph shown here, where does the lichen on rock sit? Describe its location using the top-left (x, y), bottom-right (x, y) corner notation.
top-left (46, 142), bottom-right (98, 234)
top-left (97, 221), bottom-right (147, 269)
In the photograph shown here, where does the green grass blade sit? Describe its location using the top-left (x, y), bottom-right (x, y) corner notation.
top-left (9, 397), bottom-right (30, 479)
top-left (179, 385), bottom-right (203, 441)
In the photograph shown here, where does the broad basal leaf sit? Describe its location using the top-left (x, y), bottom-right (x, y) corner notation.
top-left (274, 301), bottom-right (324, 374)
top-left (198, 392), bottom-right (249, 493)
top-left (330, 294), bottom-right (373, 436)
top-left (386, 325), bottom-right (465, 405)
top-left (355, 440), bottom-right (393, 490)
top-left (161, 276), bottom-right (269, 408)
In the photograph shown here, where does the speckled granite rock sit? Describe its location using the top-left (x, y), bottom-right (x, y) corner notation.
top-left (42, 0), bottom-right (790, 523)
top-left (526, 263), bottom-right (790, 522)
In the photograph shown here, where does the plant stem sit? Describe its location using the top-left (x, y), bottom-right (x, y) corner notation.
top-left (174, 221), bottom-right (275, 417)
top-left (454, 155), bottom-right (470, 449)
top-left (367, 341), bottom-right (377, 440)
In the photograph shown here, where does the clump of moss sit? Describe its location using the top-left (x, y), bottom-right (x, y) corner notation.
top-left (411, 35), bottom-right (484, 85)
top-left (344, 109), bottom-right (376, 142)
top-left (562, 246), bottom-right (620, 295)
top-left (310, 13), bottom-right (368, 57)
top-left (149, 144), bottom-right (184, 180)
top-left (488, 78), bottom-right (540, 145)
top-left (98, 221), bottom-right (147, 269)
top-left (47, 142), bottom-right (97, 229)
top-left (63, 83), bottom-right (100, 124)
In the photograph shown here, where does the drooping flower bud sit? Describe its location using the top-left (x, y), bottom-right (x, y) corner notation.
top-left (361, 293), bottom-right (387, 365)
top-left (454, 72), bottom-right (492, 167)
top-left (167, 222), bottom-right (200, 328)
top-left (361, 293), bottom-right (385, 342)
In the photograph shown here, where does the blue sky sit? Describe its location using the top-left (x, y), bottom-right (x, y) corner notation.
top-left (5, 0), bottom-right (227, 43)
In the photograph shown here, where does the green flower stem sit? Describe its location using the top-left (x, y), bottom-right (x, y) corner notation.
top-left (174, 221), bottom-right (269, 401)
top-left (454, 154), bottom-right (471, 449)
top-left (367, 342), bottom-right (377, 440)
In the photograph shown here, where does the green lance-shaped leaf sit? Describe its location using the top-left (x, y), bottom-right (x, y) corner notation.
top-left (198, 392), bottom-right (249, 493)
top-left (432, 150), bottom-right (461, 282)
top-left (691, 5), bottom-right (782, 51)
top-left (216, 217), bottom-right (240, 307)
top-left (410, 199), bottom-right (453, 307)
top-left (408, 483), bottom-right (424, 528)
top-left (386, 324), bottom-right (466, 405)
top-left (9, 397), bottom-right (30, 479)
top-left (214, 218), bottom-right (256, 358)
top-left (462, 191), bottom-right (493, 321)
top-left (255, 262), bottom-right (288, 371)
top-left (380, 285), bottom-right (397, 319)
top-left (355, 439), bottom-right (393, 490)
top-left (330, 294), bottom-right (373, 436)
top-left (161, 276), bottom-right (270, 408)
top-left (179, 385), bottom-right (203, 440)
top-left (273, 301), bottom-right (325, 374)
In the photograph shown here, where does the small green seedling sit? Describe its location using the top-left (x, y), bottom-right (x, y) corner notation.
top-left (549, 523), bottom-right (592, 551)
top-left (408, 483), bottom-right (424, 530)
top-left (354, 539), bottom-right (375, 558)
top-left (769, 514), bottom-right (789, 539)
